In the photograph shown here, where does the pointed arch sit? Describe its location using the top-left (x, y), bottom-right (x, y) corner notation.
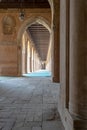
top-left (17, 16), bottom-right (51, 75)
top-left (17, 16), bottom-right (51, 45)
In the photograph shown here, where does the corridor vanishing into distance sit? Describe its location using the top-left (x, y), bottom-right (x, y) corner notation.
top-left (0, 72), bottom-right (64, 130)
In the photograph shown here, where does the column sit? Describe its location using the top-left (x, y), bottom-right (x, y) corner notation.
top-left (34, 51), bottom-right (36, 71)
top-left (33, 49), bottom-right (35, 72)
top-left (30, 45), bottom-right (32, 72)
top-left (25, 41), bottom-right (28, 73)
top-left (32, 47), bottom-right (34, 72)
top-left (52, 0), bottom-right (60, 82)
top-left (69, 0), bottom-right (87, 120)
top-left (27, 41), bottom-right (30, 73)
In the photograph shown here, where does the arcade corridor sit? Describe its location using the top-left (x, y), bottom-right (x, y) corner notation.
top-left (0, 0), bottom-right (87, 130)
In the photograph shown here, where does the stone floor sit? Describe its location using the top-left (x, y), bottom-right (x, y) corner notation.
top-left (0, 76), bottom-right (65, 130)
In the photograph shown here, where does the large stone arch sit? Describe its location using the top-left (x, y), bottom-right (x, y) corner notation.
top-left (17, 16), bottom-right (51, 44)
top-left (17, 16), bottom-right (51, 75)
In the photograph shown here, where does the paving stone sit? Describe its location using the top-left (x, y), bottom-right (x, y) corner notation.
top-left (25, 112), bottom-right (34, 121)
top-left (34, 112), bottom-right (42, 121)
top-left (13, 121), bottom-right (24, 127)
top-left (12, 127), bottom-right (31, 130)
top-left (24, 121), bottom-right (42, 127)
top-left (43, 96), bottom-right (55, 104)
top-left (2, 119), bottom-right (15, 130)
top-left (0, 123), bottom-right (4, 129)
top-left (32, 126), bottom-right (42, 130)
top-left (43, 108), bottom-right (59, 121)
top-left (16, 114), bottom-right (26, 120)
top-left (42, 121), bottom-right (64, 130)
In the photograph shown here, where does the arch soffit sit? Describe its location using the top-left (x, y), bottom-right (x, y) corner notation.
top-left (17, 16), bottom-right (51, 44)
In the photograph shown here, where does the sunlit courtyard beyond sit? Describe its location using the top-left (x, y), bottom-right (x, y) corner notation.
top-left (23, 69), bottom-right (51, 77)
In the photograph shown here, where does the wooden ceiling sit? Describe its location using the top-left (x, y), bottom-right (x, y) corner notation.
top-left (0, 0), bottom-right (50, 8)
top-left (27, 23), bottom-right (50, 61)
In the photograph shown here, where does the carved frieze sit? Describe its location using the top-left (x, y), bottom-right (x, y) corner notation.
top-left (2, 15), bottom-right (16, 35)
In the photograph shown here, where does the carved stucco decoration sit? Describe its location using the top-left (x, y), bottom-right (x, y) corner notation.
top-left (2, 15), bottom-right (16, 35)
